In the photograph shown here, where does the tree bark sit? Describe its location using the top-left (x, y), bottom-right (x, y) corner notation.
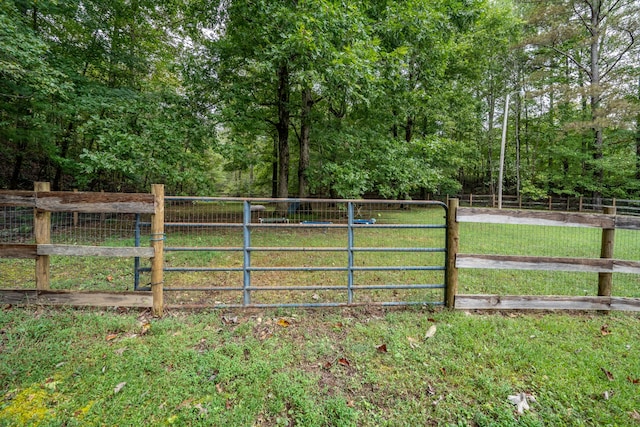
top-left (298, 87), bottom-right (312, 198)
top-left (590, 0), bottom-right (603, 204)
top-left (276, 63), bottom-right (290, 202)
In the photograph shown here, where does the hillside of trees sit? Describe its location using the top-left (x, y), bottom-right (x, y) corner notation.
top-left (2, 0), bottom-right (639, 200)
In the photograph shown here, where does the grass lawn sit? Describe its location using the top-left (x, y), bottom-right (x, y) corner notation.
top-left (1, 306), bottom-right (639, 426)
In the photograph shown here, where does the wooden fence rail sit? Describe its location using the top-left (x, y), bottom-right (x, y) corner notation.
top-left (0, 183), bottom-right (164, 315)
top-left (450, 201), bottom-right (640, 311)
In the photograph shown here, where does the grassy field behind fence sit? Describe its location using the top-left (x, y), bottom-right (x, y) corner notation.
top-left (0, 205), bottom-right (638, 301)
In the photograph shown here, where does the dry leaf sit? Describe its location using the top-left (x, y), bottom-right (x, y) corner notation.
top-left (427, 384), bottom-right (435, 396)
top-left (222, 315), bottom-right (238, 325)
top-left (323, 361), bottom-right (332, 369)
top-left (601, 325), bottom-right (611, 336)
top-left (508, 392), bottom-right (535, 414)
top-left (630, 410), bottom-right (640, 421)
top-left (140, 321), bottom-right (151, 335)
top-left (424, 325), bottom-right (437, 339)
top-left (432, 395), bottom-right (444, 406)
top-left (408, 337), bottom-right (420, 349)
top-left (627, 376), bottom-right (640, 385)
top-left (376, 344), bottom-right (388, 353)
top-left (194, 403), bottom-right (208, 414)
top-left (114, 382), bottom-right (126, 394)
top-left (338, 357), bottom-right (351, 367)
top-left (106, 275), bottom-right (113, 282)
top-left (601, 367), bottom-right (614, 381)
top-left (216, 384), bottom-right (223, 393)
top-left (105, 333), bottom-right (118, 341)
top-left (277, 318), bottom-right (290, 328)
top-left (114, 348), bottom-right (127, 356)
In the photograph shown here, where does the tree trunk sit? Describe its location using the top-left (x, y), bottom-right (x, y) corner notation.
top-left (636, 77), bottom-right (640, 181)
top-left (590, 0), bottom-right (603, 204)
top-left (487, 85), bottom-right (496, 195)
top-left (405, 116), bottom-right (413, 143)
top-left (298, 88), bottom-right (312, 198)
top-left (276, 63), bottom-right (290, 202)
top-left (53, 122), bottom-right (74, 191)
top-left (272, 134), bottom-right (278, 198)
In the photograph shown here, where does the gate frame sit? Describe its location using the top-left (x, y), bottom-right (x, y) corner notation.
top-left (135, 197), bottom-right (450, 309)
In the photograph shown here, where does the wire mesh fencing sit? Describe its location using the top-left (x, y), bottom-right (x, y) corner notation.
top-left (140, 198), bottom-right (448, 308)
top-left (457, 221), bottom-right (640, 298)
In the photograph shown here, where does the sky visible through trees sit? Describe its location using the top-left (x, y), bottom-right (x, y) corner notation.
top-left (1, 0), bottom-right (639, 199)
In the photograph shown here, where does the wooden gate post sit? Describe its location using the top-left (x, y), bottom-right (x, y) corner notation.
top-left (150, 184), bottom-right (165, 316)
top-left (598, 206), bottom-right (616, 297)
top-left (446, 198), bottom-right (459, 308)
top-left (34, 182), bottom-right (51, 290)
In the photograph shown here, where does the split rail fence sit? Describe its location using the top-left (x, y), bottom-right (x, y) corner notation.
top-left (0, 183), bottom-right (165, 315)
top-left (2, 186), bottom-right (640, 314)
top-left (447, 199), bottom-right (640, 311)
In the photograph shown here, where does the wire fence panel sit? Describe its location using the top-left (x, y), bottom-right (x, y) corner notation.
top-left (457, 221), bottom-right (640, 298)
top-left (136, 198), bottom-right (448, 308)
top-left (0, 205), bottom-right (146, 291)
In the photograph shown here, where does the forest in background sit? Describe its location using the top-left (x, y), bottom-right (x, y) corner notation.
top-left (1, 0), bottom-right (639, 200)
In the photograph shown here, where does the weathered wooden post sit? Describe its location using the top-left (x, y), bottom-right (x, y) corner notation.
top-left (598, 206), bottom-right (615, 297)
top-left (150, 184), bottom-right (165, 316)
top-left (73, 189), bottom-right (79, 227)
top-left (34, 182), bottom-right (51, 290)
top-left (446, 198), bottom-right (459, 309)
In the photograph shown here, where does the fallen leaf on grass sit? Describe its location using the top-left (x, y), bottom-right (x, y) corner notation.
top-left (424, 325), bottom-right (437, 339)
top-left (601, 325), bottom-right (611, 336)
top-left (426, 384), bottom-right (435, 396)
top-left (114, 348), bottom-right (127, 356)
top-left (277, 318), bottom-right (291, 328)
top-left (601, 367), bottom-right (614, 381)
top-left (194, 403), bottom-right (208, 414)
top-left (628, 376), bottom-right (640, 385)
top-left (114, 382), bottom-right (126, 394)
top-left (177, 398), bottom-right (194, 409)
top-left (140, 321), bottom-right (151, 335)
top-left (432, 395), bottom-right (444, 406)
top-left (338, 358), bottom-right (351, 367)
top-left (376, 344), bottom-right (388, 353)
top-left (408, 337), bottom-right (420, 349)
top-left (603, 390), bottom-right (614, 400)
top-left (105, 333), bottom-right (118, 341)
top-left (106, 275), bottom-right (113, 282)
top-left (216, 384), bottom-right (224, 394)
top-left (221, 315), bottom-right (238, 325)
top-left (629, 410), bottom-right (640, 421)
top-left (508, 392), bottom-right (536, 414)
top-left (323, 361), bottom-right (332, 370)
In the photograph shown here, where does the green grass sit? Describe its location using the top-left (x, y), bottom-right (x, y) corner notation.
top-left (1, 306), bottom-right (639, 426)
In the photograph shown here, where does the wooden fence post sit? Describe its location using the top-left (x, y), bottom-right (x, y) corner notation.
top-left (73, 189), bottom-right (79, 226)
top-left (150, 184), bottom-right (165, 316)
top-left (446, 198), bottom-right (459, 309)
top-left (598, 206), bottom-right (615, 297)
top-left (34, 182), bottom-right (51, 290)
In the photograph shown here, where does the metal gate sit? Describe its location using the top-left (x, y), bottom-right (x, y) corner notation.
top-left (135, 198), bottom-right (448, 308)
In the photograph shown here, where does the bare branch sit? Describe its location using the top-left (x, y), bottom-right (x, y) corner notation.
top-left (572, 2), bottom-right (593, 35)
top-left (550, 46), bottom-right (592, 79)
top-left (601, 29), bottom-right (636, 80)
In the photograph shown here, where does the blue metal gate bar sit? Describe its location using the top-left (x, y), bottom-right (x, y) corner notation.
top-left (135, 196), bottom-right (448, 307)
top-left (242, 200), bottom-right (251, 305)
